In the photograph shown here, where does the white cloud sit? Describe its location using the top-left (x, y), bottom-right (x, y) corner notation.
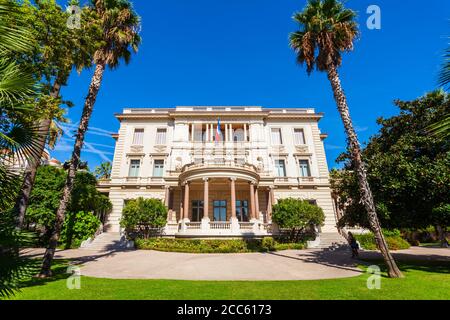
top-left (325, 144), bottom-right (344, 150)
top-left (354, 126), bottom-right (369, 133)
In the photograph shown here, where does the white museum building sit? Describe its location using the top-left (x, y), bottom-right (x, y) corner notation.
top-left (97, 106), bottom-right (339, 238)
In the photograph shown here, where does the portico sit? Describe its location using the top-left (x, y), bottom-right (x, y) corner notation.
top-left (163, 164), bottom-right (274, 237)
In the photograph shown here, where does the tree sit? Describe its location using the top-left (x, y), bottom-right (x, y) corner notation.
top-left (39, 0), bottom-right (141, 277)
top-left (120, 198), bottom-right (168, 239)
top-left (0, 0), bottom-right (40, 298)
top-left (289, 0), bottom-right (403, 277)
top-left (94, 161), bottom-right (112, 180)
top-left (12, 0), bottom-right (97, 228)
top-left (272, 198), bottom-right (325, 242)
top-left (25, 165), bottom-right (111, 247)
top-left (428, 44), bottom-right (449, 139)
top-left (333, 91), bottom-right (450, 246)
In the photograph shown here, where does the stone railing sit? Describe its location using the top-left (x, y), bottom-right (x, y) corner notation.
top-left (239, 222), bottom-right (254, 230)
top-left (186, 222), bottom-right (201, 230)
top-left (182, 161), bottom-right (257, 173)
top-left (210, 222), bottom-right (231, 230)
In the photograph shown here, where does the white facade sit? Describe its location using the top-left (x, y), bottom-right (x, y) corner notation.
top-left (99, 106), bottom-right (338, 237)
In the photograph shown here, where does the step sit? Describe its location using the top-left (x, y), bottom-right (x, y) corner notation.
top-left (80, 232), bottom-right (133, 252)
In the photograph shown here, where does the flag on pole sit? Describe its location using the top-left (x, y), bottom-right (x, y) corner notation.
top-left (215, 118), bottom-right (221, 142)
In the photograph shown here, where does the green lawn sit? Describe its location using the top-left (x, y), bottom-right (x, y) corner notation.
top-left (5, 259), bottom-right (450, 300)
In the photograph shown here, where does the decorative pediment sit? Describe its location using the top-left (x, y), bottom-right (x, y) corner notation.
top-left (295, 145), bottom-right (309, 153)
top-left (271, 145), bottom-right (286, 153)
top-left (130, 145), bottom-right (144, 153)
top-left (154, 145), bottom-right (167, 153)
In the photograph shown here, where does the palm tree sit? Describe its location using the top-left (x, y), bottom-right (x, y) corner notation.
top-left (289, 0), bottom-right (403, 277)
top-left (428, 45), bottom-right (450, 138)
top-left (0, 0), bottom-right (41, 298)
top-left (0, 0), bottom-right (37, 208)
top-left (13, 0), bottom-right (95, 229)
top-left (94, 161), bottom-right (112, 180)
top-left (39, 0), bottom-right (141, 277)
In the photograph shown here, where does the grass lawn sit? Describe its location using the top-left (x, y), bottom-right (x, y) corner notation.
top-left (4, 258), bottom-right (449, 300)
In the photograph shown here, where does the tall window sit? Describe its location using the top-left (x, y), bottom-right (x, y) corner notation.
top-left (293, 128), bottom-right (306, 145)
top-left (128, 159), bottom-right (140, 177)
top-left (299, 160), bottom-right (311, 177)
top-left (155, 128), bottom-right (167, 145)
top-left (191, 200), bottom-right (204, 222)
top-left (132, 129), bottom-right (144, 145)
top-left (275, 159), bottom-right (286, 177)
top-left (233, 130), bottom-right (245, 142)
top-left (236, 200), bottom-right (249, 222)
top-left (153, 160), bottom-right (164, 177)
top-left (271, 128), bottom-right (282, 145)
top-left (213, 200), bottom-right (227, 221)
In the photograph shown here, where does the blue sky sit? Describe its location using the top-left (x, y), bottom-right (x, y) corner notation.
top-left (53, 0), bottom-right (450, 170)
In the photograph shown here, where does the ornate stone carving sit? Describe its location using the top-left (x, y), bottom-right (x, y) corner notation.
top-left (130, 145), bottom-right (143, 153)
top-left (295, 145), bottom-right (309, 153)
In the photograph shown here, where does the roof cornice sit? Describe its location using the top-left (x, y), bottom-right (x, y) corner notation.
top-left (115, 109), bottom-right (324, 121)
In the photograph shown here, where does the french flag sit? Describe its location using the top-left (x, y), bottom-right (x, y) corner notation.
top-left (215, 118), bottom-right (222, 142)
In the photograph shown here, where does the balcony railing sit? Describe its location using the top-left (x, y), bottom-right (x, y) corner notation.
top-left (210, 222), bottom-right (231, 230)
top-left (182, 161), bottom-right (258, 173)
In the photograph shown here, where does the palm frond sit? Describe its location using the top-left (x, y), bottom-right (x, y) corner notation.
top-left (428, 115), bottom-right (450, 139)
top-left (0, 58), bottom-right (36, 107)
top-left (0, 0), bottom-right (35, 54)
top-left (438, 46), bottom-right (450, 89)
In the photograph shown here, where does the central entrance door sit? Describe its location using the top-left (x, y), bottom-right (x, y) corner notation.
top-left (213, 200), bottom-right (227, 221)
top-left (236, 200), bottom-right (249, 222)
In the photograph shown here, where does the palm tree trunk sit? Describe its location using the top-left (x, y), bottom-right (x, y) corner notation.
top-left (326, 64), bottom-right (403, 278)
top-left (14, 80), bottom-right (61, 229)
top-left (39, 63), bottom-right (106, 277)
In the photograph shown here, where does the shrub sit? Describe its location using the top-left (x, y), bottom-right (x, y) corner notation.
top-left (274, 242), bottom-right (305, 250)
top-left (272, 198), bottom-right (325, 242)
top-left (261, 237), bottom-right (276, 252)
top-left (60, 211), bottom-right (101, 249)
top-left (135, 238), bottom-right (306, 253)
top-left (120, 197), bottom-right (167, 239)
top-left (355, 233), bottom-right (410, 251)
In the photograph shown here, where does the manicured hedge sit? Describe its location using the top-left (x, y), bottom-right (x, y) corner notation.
top-left (355, 233), bottom-right (410, 251)
top-left (135, 238), bottom-right (305, 253)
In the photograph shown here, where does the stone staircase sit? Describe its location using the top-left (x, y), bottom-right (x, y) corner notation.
top-left (314, 232), bottom-right (348, 250)
top-left (80, 232), bottom-right (134, 252)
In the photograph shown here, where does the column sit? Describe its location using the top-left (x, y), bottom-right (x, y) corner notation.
top-left (249, 182), bottom-right (256, 221)
top-left (225, 124), bottom-right (229, 142)
top-left (230, 178), bottom-right (239, 232)
top-left (205, 123), bottom-right (209, 142)
top-left (203, 178), bottom-right (209, 220)
top-left (164, 186), bottom-right (171, 221)
top-left (201, 178), bottom-right (210, 231)
top-left (191, 124), bottom-right (194, 141)
top-left (183, 182), bottom-right (190, 221)
top-left (164, 186), bottom-right (170, 207)
top-left (179, 187), bottom-right (184, 222)
top-left (244, 124), bottom-right (247, 142)
top-left (266, 188), bottom-right (273, 223)
top-left (270, 186), bottom-right (275, 206)
top-left (254, 186), bottom-right (260, 221)
top-left (230, 178), bottom-right (236, 219)
top-left (229, 124), bottom-right (233, 141)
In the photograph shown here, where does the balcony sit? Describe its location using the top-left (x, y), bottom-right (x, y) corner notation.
top-left (163, 220), bottom-right (271, 237)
